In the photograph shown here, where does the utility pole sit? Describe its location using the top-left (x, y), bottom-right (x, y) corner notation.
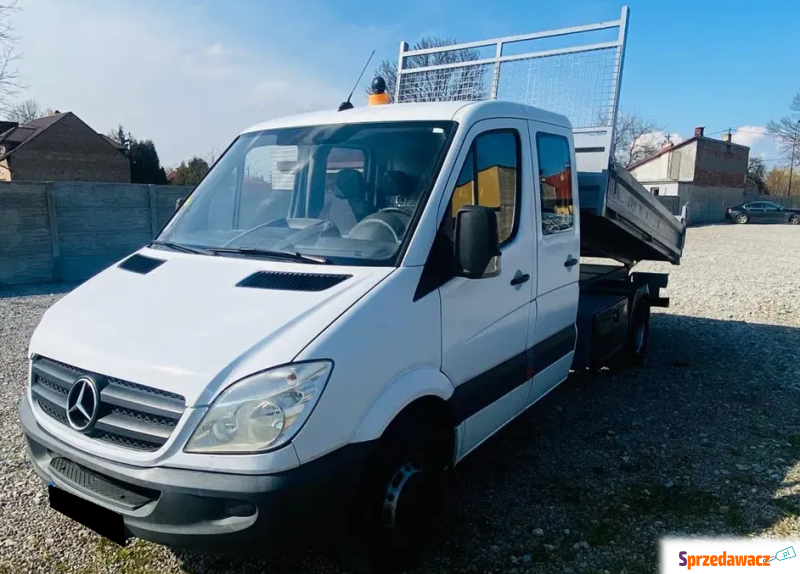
top-left (789, 119), bottom-right (800, 197)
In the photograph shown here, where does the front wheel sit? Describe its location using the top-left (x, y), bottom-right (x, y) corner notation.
top-left (347, 419), bottom-right (449, 572)
top-left (735, 213), bottom-right (749, 224)
top-left (789, 214), bottom-right (800, 225)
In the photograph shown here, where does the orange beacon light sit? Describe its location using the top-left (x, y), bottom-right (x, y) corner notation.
top-left (368, 77), bottom-right (391, 106)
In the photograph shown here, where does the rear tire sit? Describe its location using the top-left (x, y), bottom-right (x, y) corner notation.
top-left (789, 214), bottom-right (800, 225)
top-left (735, 213), bottom-right (748, 224)
top-left (345, 418), bottom-right (449, 573)
top-left (621, 301), bottom-right (650, 366)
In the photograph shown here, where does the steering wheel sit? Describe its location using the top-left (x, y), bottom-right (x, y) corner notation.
top-left (222, 219), bottom-right (337, 249)
top-left (222, 218), bottom-right (284, 247)
top-left (378, 207), bottom-right (413, 217)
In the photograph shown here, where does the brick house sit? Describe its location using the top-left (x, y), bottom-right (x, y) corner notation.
top-left (628, 127), bottom-right (749, 197)
top-left (0, 112), bottom-right (130, 182)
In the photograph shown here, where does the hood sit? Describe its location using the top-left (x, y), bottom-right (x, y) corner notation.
top-left (30, 248), bottom-right (392, 406)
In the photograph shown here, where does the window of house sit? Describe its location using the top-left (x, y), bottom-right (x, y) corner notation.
top-left (448, 131), bottom-right (519, 245)
top-left (651, 187), bottom-right (661, 196)
top-left (536, 133), bottom-right (574, 235)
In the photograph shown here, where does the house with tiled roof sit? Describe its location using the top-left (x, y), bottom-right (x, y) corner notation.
top-left (0, 112), bottom-right (130, 183)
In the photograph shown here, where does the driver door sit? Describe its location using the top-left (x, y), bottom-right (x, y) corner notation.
top-left (437, 119), bottom-right (536, 460)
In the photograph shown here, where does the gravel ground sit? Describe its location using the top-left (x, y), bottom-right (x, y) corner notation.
top-left (1, 224), bottom-right (800, 574)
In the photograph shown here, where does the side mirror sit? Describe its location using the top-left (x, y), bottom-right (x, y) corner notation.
top-left (175, 197), bottom-right (186, 211)
top-left (454, 205), bottom-right (501, 279)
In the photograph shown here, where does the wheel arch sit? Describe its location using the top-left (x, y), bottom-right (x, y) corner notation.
top-left (351, 367), bottom-right (457, 449)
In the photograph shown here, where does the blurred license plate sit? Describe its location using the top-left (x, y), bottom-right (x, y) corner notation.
top-left (48, 484), bottom-right (127, 546)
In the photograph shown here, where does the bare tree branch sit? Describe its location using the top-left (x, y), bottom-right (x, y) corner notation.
top-left (767, 92), bottom-right (800, 167)
top-left (613, 111), bottom-right (665, 169)
top-left (0, 2), bottom-right (22, 113)
top-left (367, 37), bottom-right (483, 103)
top-left (6, 98), bottom-right (47, 123)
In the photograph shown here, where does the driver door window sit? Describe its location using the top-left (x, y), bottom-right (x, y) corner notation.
top-left (446, 131), bottom-right (519, 245)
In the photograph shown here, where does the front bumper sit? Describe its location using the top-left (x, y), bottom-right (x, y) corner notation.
top-left (19, 397), bottom-right (376, 555)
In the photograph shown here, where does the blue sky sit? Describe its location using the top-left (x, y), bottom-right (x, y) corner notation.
top-left (15, 0), bottom-right (799, 166)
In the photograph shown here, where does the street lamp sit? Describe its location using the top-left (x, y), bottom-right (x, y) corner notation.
top-left (789, 119), bottom-right (800, 197)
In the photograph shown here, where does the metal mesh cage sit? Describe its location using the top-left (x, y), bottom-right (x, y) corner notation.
top-left (496, 47), bottom-right (619, 129)
top-left (396, 7), bottom-right (628, 143)
top-left (397, 62), bottom-right (492, 104)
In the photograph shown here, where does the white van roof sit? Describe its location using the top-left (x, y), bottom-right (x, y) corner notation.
top-left (240, 100), bottom-right (571, 134)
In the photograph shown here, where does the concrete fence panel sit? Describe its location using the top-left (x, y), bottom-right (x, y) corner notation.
top-left (0, 183), bottom-right (53, 284)
top-left (0, 181), bottom-right (195, 286)
top-left (155, 186), bottom-right (191, 231)
top-left (54, 182), bottom-right (153, 283)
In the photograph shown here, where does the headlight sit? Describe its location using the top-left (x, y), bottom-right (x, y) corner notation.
top-left (185, 361), bottom-right (333, 454)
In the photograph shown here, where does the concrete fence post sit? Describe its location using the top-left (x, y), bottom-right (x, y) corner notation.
top-left (44, 182), bottom-right (62, 282)
top-left (148, 184), bottom-right (158, 239)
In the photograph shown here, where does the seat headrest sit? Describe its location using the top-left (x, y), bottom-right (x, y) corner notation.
top-left (381, 171), bottom-right (408, 198)
top-left (335, 169), bottom-right (366, 201)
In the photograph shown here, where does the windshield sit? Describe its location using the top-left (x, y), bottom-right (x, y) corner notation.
top-left (158, 121), bottom-right (456, 266)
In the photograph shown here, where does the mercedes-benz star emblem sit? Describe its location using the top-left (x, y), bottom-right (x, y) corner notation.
top-left (66, 377), bottom-right (99, 432)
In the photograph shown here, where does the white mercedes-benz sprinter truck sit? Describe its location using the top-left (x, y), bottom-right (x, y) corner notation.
top-left (19, 6), bottom-right (685, 567)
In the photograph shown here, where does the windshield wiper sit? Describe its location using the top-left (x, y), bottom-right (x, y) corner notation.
top-left (208, 247), bottom-right (331, 264)
top-left (149, 240), bottom-right (210, 255)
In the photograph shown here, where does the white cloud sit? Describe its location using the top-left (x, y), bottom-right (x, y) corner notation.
top-left (12, 1), bottom-right (350, 166)
top-left (635, 131), bottom-right (684, 148)
top-left (204, 43), bottom-right (232, 57)
top-left (731, 125), bottom-right (768, 148)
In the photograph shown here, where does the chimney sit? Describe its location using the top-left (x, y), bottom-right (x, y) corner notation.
top-left (722, 131), bottom-right (732, 143)
top-left (694, 126), bottom-right (705, 138)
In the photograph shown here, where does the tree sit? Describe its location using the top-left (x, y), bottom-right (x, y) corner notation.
top-left (0, 2), bottom-right (21, 113)
top-left (6, 99), bottom-right (53, 123)
top-left (746, 156), bottom-right (767, 193)
top-left (612, 111), bottom-right (665, 169)
top-left (172, 157), bottom-right (209, 186)
top-left (764, 166), bottom-right (798, 197)
top-left (106, 124), bottom-right (167, 184)
top-left (107, 124), bottom-right (132, 154)
top-left (367, 37), bottom-right (483, 103)
top-left (129, 140), bottom-right (167, 184)
top-left (767, 92), bottom-right (800, 167)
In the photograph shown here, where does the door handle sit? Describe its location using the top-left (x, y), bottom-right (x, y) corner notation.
top-left (510, 272), bottom-right (530, 286)
top-left (564, 257), bottom-right (578, 268)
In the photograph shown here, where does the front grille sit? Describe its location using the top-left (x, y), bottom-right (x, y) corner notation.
top-left (49, 457), bottom-right (158, 510)
top-left (31, 357), bottom-right (186, 453)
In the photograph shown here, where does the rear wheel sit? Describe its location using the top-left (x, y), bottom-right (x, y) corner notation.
top-left (789, 214), bottom-right (800, 225)
top-left (620, 301), bottom-right (650, 366)
top-left (735, 213), bottom-right (749, 224)
top-left (346, 418), bottom-right (449, 573)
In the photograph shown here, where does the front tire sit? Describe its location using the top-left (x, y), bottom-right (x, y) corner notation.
top-left (789, 214), bottom-right (800, 225)
top-left (347, 418), bottom-right (449, 572)
top-left (735, 213), bottom-right (749, 224)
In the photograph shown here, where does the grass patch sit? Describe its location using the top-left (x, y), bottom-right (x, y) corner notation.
top-left (586, 522), bottom-right (618, 547)
top-left (549, 483), bottom-right (584, 505)
top-left (94, 538), bottom-right (156, 574)
top-left (723, 507), bottom-right (748, 531)
top-left (625, 561), bottom-right (651, 574)
top-left (624, 484), bottom-right (717, 518)
top-left (772, 497), bottom-right (800, 518)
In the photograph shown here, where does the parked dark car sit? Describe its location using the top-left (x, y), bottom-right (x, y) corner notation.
top-left (726, 201), bottom-right (800, 224)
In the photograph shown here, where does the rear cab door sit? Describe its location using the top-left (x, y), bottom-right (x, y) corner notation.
top-left (526, 121), bottom-right (580, 407)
